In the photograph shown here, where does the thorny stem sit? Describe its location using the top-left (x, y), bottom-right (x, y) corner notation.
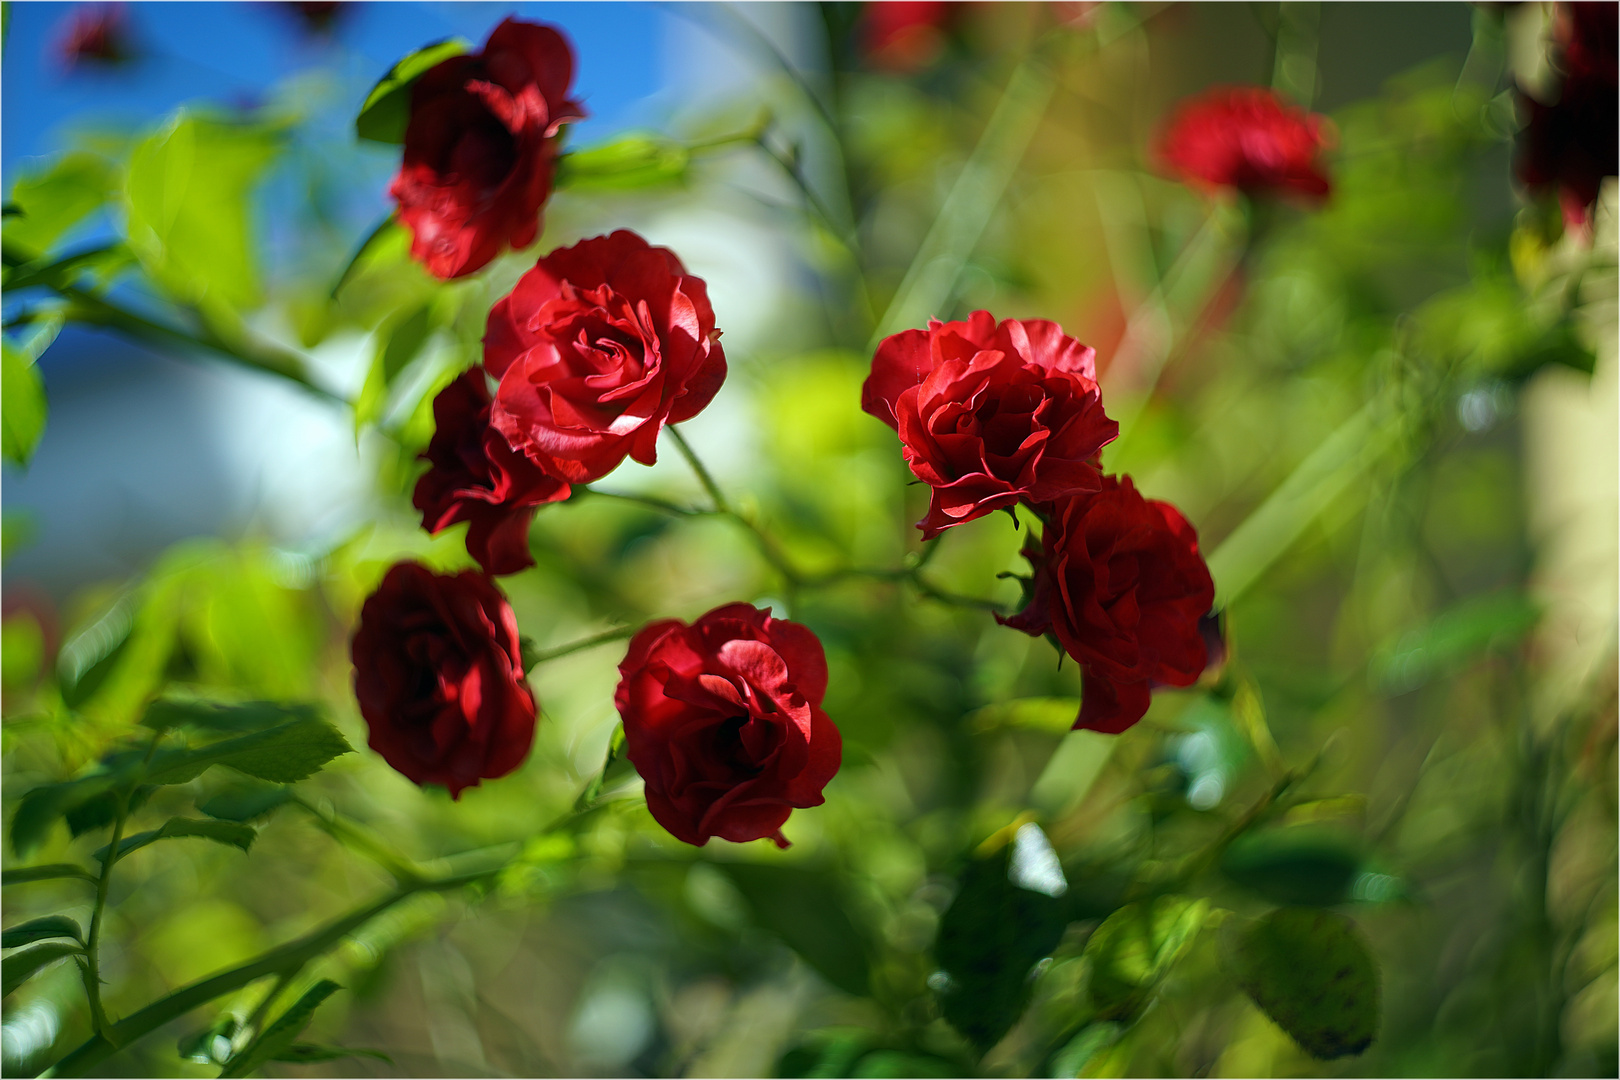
top-left (290, 797), bottom-right (421, 886)
top-left (526, 625), bottom-right (639, 666)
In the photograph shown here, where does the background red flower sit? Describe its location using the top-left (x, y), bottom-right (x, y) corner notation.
top-left (1158, 85), bottom-right (1333, 200)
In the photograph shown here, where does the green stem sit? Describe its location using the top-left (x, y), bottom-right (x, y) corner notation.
top-left (45, 870), bottom-right (492, 1078)
top-left (578, 485), bottom-right (709, 518)
top-left (289, 797), bottom-right (421, 886)
top-left (527, 626), bottom-right (638, 666)
top-left (667, 425), bottom-right (805, 589)
top-left (80, 793), bottom-right (128, 1038)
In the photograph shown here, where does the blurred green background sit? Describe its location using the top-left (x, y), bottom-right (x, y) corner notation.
top-left (2, 3), bottom-right (1615, 1077)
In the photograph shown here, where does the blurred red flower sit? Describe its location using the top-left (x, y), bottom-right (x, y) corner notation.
top-left (391, 17), bottom-right (585, 279)
top-left (351, 562), bottom-right (536, 798)
top-left (414, 368), bottom-right (570, 576)
top-left (1158, 86), bottom-right (1333, 201)
top-left (487, 230), bottom-right (727, 485)
top-left (57, 4), bottom-right (133, 68)
top-left (1002, 476), bottom-right (1215, 734)
top-left (615, 603), bottom-right (841, 848)
top-left (1516, 1), bottom-right (1618, 229)
top-left (861, 0), bottom-right (950, 73)
top-left (862, 311), bottom-right (1117, 539)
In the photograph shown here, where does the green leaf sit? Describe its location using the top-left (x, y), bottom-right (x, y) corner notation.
top-left (177, 1015), bottom-right (238, 1064)
top-left (554, 133), bottom-right (690, 192)
top-left (777, 1031), bottom-right (872, 1078)
top-left (64, 785), bottom-right (153, 837)
top-left (0, 864), bottom-right (97, 886)
top-left (933, 825), bottom-right (1071, 1049)
top-left (1048, 1022), bottom-right (1122, 1079)
top-left (717, 862), bottom-right (873, 997)
top-left (94, 817), bottom-right (257, 863)
top-left (123, 113), bottom-right (283, 317)
top-left (1370, 592), bottom-right (1541, 693)
top-left (355, 39), bottom-right (469, 144)
top-left (2, 941), bottom-right (82, 997)
top-left (850, 1050), bottom-right (960, 1077)
top-left (2, 338), bottom-right (47, 467)
top-left (271, 1043), bottom-right (392, 1065)
top-left (968, 697), bottom-right (1082, 736)
top-left (1084, 895), bottom-right (1209, 1021)
top-left (10, 775), bottom-right (118, 856)
top-left (353, 301), bottom-right (437, 433)
top-left (144, 715), bottom-right (351, 786)
top-left (218, 979), bottom-right (342, 1078)
top-left (141, 697), bottom-right (321, 734)
top-left (197, 783), bottom-right (293, 823)
top-left (1221, 827), bottom-right (1367, 907)
top-left (56, 599), bottom-right (134, 710)
top-left (1, 915), bottom-right (83, 949)
top-left (1230, 907), bottom-right (1380, 1060)
top-left (3, 152), bottom-right (115, 254)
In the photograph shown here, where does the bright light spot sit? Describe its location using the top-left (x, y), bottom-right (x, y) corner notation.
top-left (569, 974), bottom-right (655, 1069)
top-left (1, 1000), bottom-right (59, 1068)
top-left (1187, 772), bottom-right (1226, 810)
top-left (1010, 822), bottom-right (1068, 897)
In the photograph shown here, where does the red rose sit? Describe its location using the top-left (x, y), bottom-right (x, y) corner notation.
top-left (1516, 2), bottom-right (1617, 228)
top-left (390, 18), bottom-right (585, 280)
top-left (57, 4), bottom-right (132, 67)
top-left (413, 368), bottom-right (570, 576)
top-left (614, 603), bottom-right (841, 848)
top-left (351, 562), bottom-right (537, 797)
top-left (1001, 477), bottom-right (1215, 734)
top-left (862, 311), bottom-right (1118, 539)
top-left (487, 230), bottom-right (727, 484)
top-left (1158, 86), bottom-right (1332, 201)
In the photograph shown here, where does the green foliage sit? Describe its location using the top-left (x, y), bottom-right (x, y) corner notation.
top-left (1, 337), bottom-right (48, 466)
top-left (355, 39), bottom-right (469, 143)
top-left (353, 299), bottom-right (444, 433)
top-left (1, 914), bottom-right (84, 948)
top-left (718, 861), bottom-right (874, 997)
top-left (141, 698), bottom-right (322, 734)
top-left (123, 113), bottom-right (283, 319)
top-left (933, 827), bottom-right (1071, 1049)
top-left (2, 941), bottom-right (83, 997)
top-left (1084, 895), bottom-right (1209, 1021)
top-left (95, 817), bottom-right (258, 862)
top-left (196, 783), bottom-right (293, 823)
top-left (2, 151), bottom-right (115, 254)
top-left (555, 133), bottom-right (690, 192)
top-left (218, 979), bottom-right (342, 1077)
top-left (1220, 827), bottom-right (1367, 907)
top-left (0, 864), bottom-right (97, 886)
top-left (1229, 907), bottom-right (1381, 1060)
top-left (143, 715), bottom-right (352, 785)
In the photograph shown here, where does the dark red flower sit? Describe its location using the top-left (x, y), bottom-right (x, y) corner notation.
top-left (614, 603), bottom-right (841, 848)
top-left (487, 230), bottom-right (727, 484)
top-left (1001, 476), bottom-right (1215, 734)
top-left (413, 368), bottom-right (570, 576)
top-left (862, 311), bottom-right (1117, 539)
top-left (861, 1), bottom-right (951, 73)
top-left (351, 562), bottom-right (536, 797)
top-left (390, 18), bottom-right (585, 280)
top-left (1158, 86), bottom-right (1333, 201)
top-left (1516, 2), bottom-right (1618, 228)
top-left (281, 1), bottom-right (346, 36)
top-left (57, 4), bottom-right (132, 67)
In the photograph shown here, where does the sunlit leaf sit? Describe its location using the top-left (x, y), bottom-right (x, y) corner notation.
top-left (123, 113), bottom-right (283, 317)
top-left (1085, 895), bottom-right (1209, 1021)
top-left (555, 133), bottom-right (690, 192)
top-left (1229, 907), bottom-right (1380, 1060)
top-left (219, 979), bottom-right (342, 1078)
top-left (1, 915), bottom-right (82, 949)
top-left (355, 39), bottom-right (469, 144)
top-left (2, 941), bottom-right (82, 997)
top-left (144, 716), bottom-right (351, 786)
top-left (1, 338), bottom-right (47, 467)
top-left (3, 151), bottom-right (115, 255)
top-left (141, 698), bottom-right (321, 734)
top-left (717, 862), bottom-right (873, 997)
top-left (354, 301), bottom-right (437, 434)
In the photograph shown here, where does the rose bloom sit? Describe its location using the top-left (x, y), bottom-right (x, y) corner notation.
top-left (1002, 476), bottom-right (1215, 734)
top-left (413, 368), bottom-right (570, 576)
top-left (351, 562), bottom-right (537, 797)
top-left (58, 4), bottom-right (132, 67)
top-left (862, 311), bottom-right (1118, 539)
top-left (614, 603), bottom-right (841, 848)
top-left (1516, 2), bottom-right (1618, 229)
top-left (487, 230), bottom-right (727, 484)
top-left (391, 18), bottom-right (585, 279)
top-left (1158, 86), bottom-right (1332, 201)
top-left (862, 1), bottom-right (951, 73)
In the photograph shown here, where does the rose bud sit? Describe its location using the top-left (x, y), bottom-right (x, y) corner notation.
top-left (614, 603), bottom-right (841, 848)
top-left (413, 368), bottom-right (570, 576)
top-left (862, 311), bottom-right (1118, 539)
top-left (391, 17), bottom-right (586, 279)
top-left (351, 562), bottom-right (537, 797)
top-left (1001, 476), bottom-right (1216, 734)
top-left (487, 230), bottom-right (727, 484)
top-left (1158, 86), bottom-right (1333, 201)
top-left (1515, 2), bottom-right (1617, 231)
